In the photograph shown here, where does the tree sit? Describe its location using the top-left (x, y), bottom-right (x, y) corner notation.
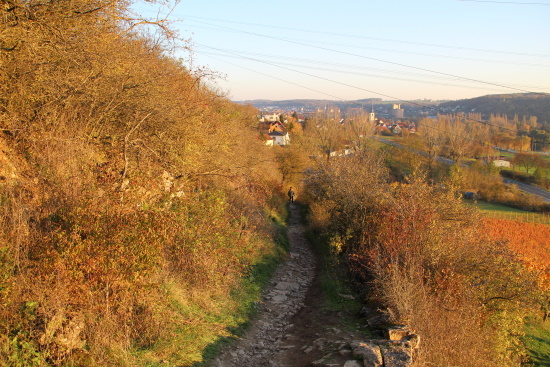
top-left (285, 115), bottom-right (303, 135)
top-left (512, 153), bottom-right (544, 174)
top-left (275, 146), bottom-right (309, 186)
top-left (305, 108), bottom-right (346, 162)
top-left (418, 118), bottom-right (445, 170)
top-left (345, 111), bottom-right (375, 152)
top-left (441, 115), bottom-right (473, 163)
top-left (493, 132), bottom-right (513, 150)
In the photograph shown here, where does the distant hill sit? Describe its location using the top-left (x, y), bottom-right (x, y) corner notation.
top-left (238, 94), bottom-right (550, 123)
top-left (439, 93), bottom-right (550, 123)
top-left (236, 98), bottom-right (441, 114)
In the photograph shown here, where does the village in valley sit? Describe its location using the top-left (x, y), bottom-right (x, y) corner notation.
top-left (256, 101), bottom-right (546, 172)
top-left (258, 103), bottom-right (415, 147)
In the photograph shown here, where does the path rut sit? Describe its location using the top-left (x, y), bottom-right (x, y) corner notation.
top-left (211, 204), bottom-right (316, 366)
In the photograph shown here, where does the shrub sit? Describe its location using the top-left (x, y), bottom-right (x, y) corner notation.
top-left (500, 169), bottom-right (536, 184)
top-left (304, 159), bottom-right (543, 366)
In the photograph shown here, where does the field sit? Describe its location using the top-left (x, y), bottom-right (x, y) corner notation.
top-left (471, 201), bottom-right (550, 224)
top-left (475, 203), bottom-right (550, 366)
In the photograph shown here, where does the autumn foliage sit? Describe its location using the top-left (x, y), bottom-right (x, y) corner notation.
top-left (481, 218), bottom-right (550, 287)
top-left (304, 155), bottom-right (544, 367)
top-left (0, 1), bottom-right (285, 366)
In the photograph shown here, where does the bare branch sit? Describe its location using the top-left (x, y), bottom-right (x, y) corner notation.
top-left (120, 113), bottom-right (153, 197)
top-left (73, 7), bottom-right (102, 15)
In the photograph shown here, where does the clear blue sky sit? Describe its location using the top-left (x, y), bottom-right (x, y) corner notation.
top-left (134, 0), bottom-right (550, 102)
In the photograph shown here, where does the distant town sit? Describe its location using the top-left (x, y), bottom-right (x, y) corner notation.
top-left (238, 98), bottom-right (444, 120)
top-left (237, 93), bottom-right (550, 123)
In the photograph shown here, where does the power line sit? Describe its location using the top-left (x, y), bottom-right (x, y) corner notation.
top-left (199, 51), bottom-right (509, 92)
top-left (189, 19), bottom-right (550, 97)
top-left (184, 15), bottom-right (550, 58)
top-left (188, 25), bottom-right (550, 68)
top-left (197, 43), bottom-right (526, 135)
top-left (195, 47), bottom-right (532, 152)
top-left (197, 47), bottom-right (548, 92)
top-left (194, 51), bottom-right (347, 101)
top-left (458, 0), bottom-right (550, 5)
top-left (296, 38), bottom-right (550, 69)
top-left (198, 44), bottom-right (414, 102)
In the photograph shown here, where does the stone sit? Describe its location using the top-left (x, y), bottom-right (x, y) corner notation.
top-left (365, 314), bottom-right (391, 329)
top-left (350, 341), bottom-right (383, 367)
top-left (280, 345), bottom-right (296, 350)
top-left (311, 358), bottom-right (326, 366)
top-left (313, 337), bottom-right (326, 347)
top-left (339, 349), bottom-right (353, 357)
top-left (360, 306), bottom-right (375, 317)
top-left (275, 281), bottom-right (300, 291)
top-left (405, 333), bottom-right (420, 349)
top-left (343, 361), bottom-right (363, 367)
top-left (272, 294), bottom-right (288, 303)
top-left (381, 346), bottom-right (413, 367)
top-left (386, 326), bottom-right (410, 341)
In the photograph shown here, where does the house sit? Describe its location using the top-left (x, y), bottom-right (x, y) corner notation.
top-left (390, 124), bottom-right (402, 135)
top-left (267, 131), bottom-right (290, 146)
top-left (491, 159), bottom-right (511, 168)
top-left (329, 148), bottom-right (353, 157)
top-left (269, 121), bottom-right (286, 133)
top-left (260, 113), bottom-right (281, 122)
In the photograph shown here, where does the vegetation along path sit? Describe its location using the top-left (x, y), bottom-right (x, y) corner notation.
top-left (211, 204), bottom-right (366, 367)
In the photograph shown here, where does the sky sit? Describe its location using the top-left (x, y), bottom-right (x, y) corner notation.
top-left (133, 0), bottom-right (550, 102)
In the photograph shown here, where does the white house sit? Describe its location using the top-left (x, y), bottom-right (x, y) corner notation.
top-left (267, 131), bottom-right (290, 146)
top-left (491, 159), bottom-right (511, 168)
top-left (260, 113), bottom-right (281, 122)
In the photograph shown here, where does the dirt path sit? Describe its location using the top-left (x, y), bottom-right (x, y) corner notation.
top-left (211, 204), bottom-right (365, 367)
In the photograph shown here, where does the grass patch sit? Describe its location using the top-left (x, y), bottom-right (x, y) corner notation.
top-left (524, 317), bottom-right (550, 367)
top-left (189, 249), bottom-right (286, 366)
top-left (186, 210), bottom-right (289, 367)
top-left (497, 151), bottom-right (515, 159)
top-left (303, 204), bottom-right (362, 316)
top-left (130, 208), bottom-right (289, 367)
top-left (319, 266), bottom-right (363, 315)
top-left (467, 200), bottom-right (550, 224)
top-left (303, 218), bottom-right (374, 337)
top-left (472, 200), bottom-right (534, 213)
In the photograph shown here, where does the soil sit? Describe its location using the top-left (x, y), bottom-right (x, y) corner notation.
top-left (272, 262), bottom-right (367, 367)
top-left (211, 203), bottom-right (369, 367)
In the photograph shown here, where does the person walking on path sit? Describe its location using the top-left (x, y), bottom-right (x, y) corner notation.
top-left (288, 187), bottom-right (296, 203)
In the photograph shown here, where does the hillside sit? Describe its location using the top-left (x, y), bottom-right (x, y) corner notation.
top-left (0, 2), bottom-right (286, 366)
top-left (439, 93), bottom-right (550, 123)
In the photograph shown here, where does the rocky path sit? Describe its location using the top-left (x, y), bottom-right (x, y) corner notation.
top-left (211, 203), bottom-right (317, 366)
top-left (211, 204), bottom-right (418, 367)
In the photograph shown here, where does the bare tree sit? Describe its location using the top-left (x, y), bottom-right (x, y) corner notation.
top-left (418, 118), bottom-right (445, 170)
